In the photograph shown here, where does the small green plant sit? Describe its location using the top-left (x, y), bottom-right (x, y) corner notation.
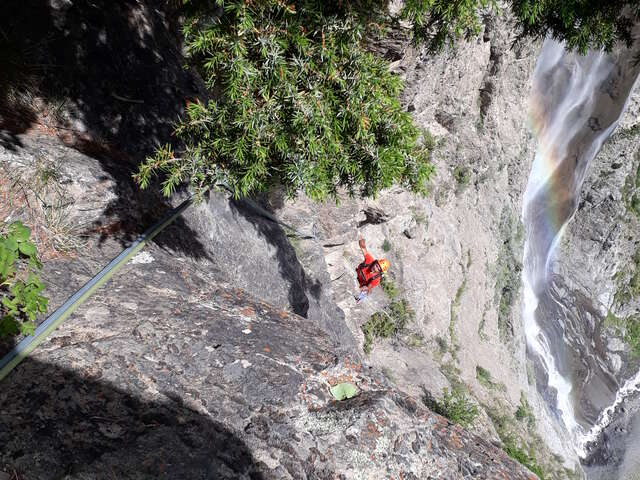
top-left (435, 335), bottom-right (449, 354)
top-left (362, 299), bottom-right (414, 354)
top-left (382, 239), bottom-right (392, 252)
top-left (622, 160), bottom-right (640, 219)
top-left (485, 402), bottom-right (548, 479)
top-left (502, 436), bottom-right (545, 479)
top-left (476, 365), bottom-right (492, 387)
top-left (380, 275), bottom-right (399, 299)
top-left (439, 362), bottom-right (465, 391)
top-left (613, 247), bottom-right (640, 306)
top-left (0, 221), bottom-right (48, 336)
top-left (453, 165), bottom-right (470, 189)
top-left (330, 382), bottom-right (357, 401)
top-left (515, 391), bottom-right (536, 430)
top-left (476, 365), bottom-right (506, 392)
top-left (494, 207), bottom-right (522, 343)
top-left (605, 310), bottom-right (640, 358)
top-left (422, 386), bottom-right (478, 428)
top-left (449, 275), bottom-right (467, 357)
top-left (405, 332), bottom-right (423, 348)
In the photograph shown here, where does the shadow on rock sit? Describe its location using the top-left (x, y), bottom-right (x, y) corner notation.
top-left (0, 0), bottom-right (209, 258)
top-left (0, 358), bottom-right (264, 480)
top-left (229, 197), bottom-right (323, 318)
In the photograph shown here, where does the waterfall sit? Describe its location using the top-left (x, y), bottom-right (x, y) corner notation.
top-left (522, 38), bottom-right (640, 458)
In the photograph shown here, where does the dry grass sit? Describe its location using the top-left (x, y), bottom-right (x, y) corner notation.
top-left (0, 156), bottom-right (86, 260)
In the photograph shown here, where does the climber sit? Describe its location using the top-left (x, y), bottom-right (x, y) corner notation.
top-left (354, 238), bottom-right (389, 304)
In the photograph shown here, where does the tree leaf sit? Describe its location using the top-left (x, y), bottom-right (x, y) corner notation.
top-left (9, 221), bottom-right (30, 242)
top-left (18, 242), bottom-right (36, 257)
top-left (5, 237), bottom-right (19, 252)
top-left (330, 382), bottom-right (358, 401)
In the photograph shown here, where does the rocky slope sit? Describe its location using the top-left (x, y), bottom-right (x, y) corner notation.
top-left (0, 134), bottom-right (538, 479)
top-left (555, 90), bottom-right (640, 479)
top-left (277, 11), bottom-right (581, 478)
top-left (0, 0), bottom-right (556, 478)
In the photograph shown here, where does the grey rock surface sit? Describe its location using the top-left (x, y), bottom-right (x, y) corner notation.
top-left (277, 9), bottom-right (580, 474)
top-left (0, 133), bottom-right (538, 479)
top-left (1, 242), bottom-right (538, 480)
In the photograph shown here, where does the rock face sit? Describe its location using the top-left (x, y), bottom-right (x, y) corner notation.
top-left (277, 11), bottom-right (580, 477)
top-left (1, 1), bottom-right (609, 478)
top-left (555, 87), bottom-right (640, 478)
top-left (0, 137), bottom-right (538, 479)
top-left (0, 242), bottom-right (537, 480)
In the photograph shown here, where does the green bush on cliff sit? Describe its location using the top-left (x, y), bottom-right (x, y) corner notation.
top-left (422, 386), bottom-right (478, 427)
top-left (502, 436), bottom-right (546, 479)
top-left (136, 0), bottom-right (434, 201)
top-left (402, 0), bottom-right (638, 53)
top-left (135, 1), bottom-right (638, 200)
top-left (362, 299), bottom-right (414, 354)
top-left (0, 221), bottom-right (48, 337)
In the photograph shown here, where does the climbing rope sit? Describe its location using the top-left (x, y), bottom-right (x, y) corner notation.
top-left (0, 196), bottom-right (194, 381)
top-left (0, 187), bottom-right (317, 381)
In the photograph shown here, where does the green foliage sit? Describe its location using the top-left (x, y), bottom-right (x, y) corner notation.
top-left (494, 207), bottom-right (522, 342)
top-left (435, 335), bottom-right (448, 354)
top-left (605, 310), bottom-right (640, 358)
top-left (136, 0), bottom-right (434, 201)
top-left (422, 386), bottom-right (478, 428)
top-left (613, 247), bottom-right (640, 307)
top-left (401, 0), bottom-right (638, 54)
top-left (330, 382), bottom-right (358, 401)
top-left (486, 403), bottom-right (547, 479)
top-left (405, 332), bottom-right (423, 348)
top-left (502, 437), bottom-right (546, 479)
top-left (453, 165), bottom-right (470, 189)
top-left (439, 361), bottom-right (465, 391)
top-left (362, 299), bottom-right (414, 354)
top-left (382, 239), bottom-right (392, 252)
top-left (0, 221), bottom-right (48, 337)
top-left (476, 365), bottom-right (507, 392)
top-left (515, 391), bottom-right (536, 430)
top-left (380, 275), bottom-right (398, 299)
top-left (402, 0), bottom-right (497, 52)
top-left (449, 274), bottom-right (467, 357)
top-left (622, 160), bottom-right (640, 219)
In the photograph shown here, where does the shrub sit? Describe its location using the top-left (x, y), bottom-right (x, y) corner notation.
top-left (422, 386), bottom-right (478, 428)
top-left (136, 1), bottom-right (434, 201)
top-left (502, 436), bottom-right (546, 479)
top-left (380, 275), bottom-right (398, 299)
top-left (402, 0), bottom-right (638, 54)
top-left (0, 221), bottom-right (48, 337)
top-left (515, 391), bottom-right (536, 429)
top-left (382, 239), bottom-right (392, 252)
top-left (476, 365), bottom-right (506, 392)
top-left (435, 335), bottom-right (448, 354)
top-left (362, 299), bottom-right (414, 354)
top-left (453, 165), bottom-right (470, 188)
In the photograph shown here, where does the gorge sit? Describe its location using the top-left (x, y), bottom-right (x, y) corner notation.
top-left (2, 2), bottom-right (640, 478)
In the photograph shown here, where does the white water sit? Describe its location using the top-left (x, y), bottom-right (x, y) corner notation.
top-left (522, 38), bottom-right (639, 458)
top-left (578, 367), bottom-right (640, 454)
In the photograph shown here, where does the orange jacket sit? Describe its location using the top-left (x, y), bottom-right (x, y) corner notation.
top-left (356, 253), bottom-right (381, 289)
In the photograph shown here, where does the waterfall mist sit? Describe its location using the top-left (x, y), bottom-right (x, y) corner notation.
top-left (522, 38), bottom-right (640, 460)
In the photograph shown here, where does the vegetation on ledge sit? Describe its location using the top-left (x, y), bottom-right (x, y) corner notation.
top-left (0, 221), bottom-right (48, 337)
